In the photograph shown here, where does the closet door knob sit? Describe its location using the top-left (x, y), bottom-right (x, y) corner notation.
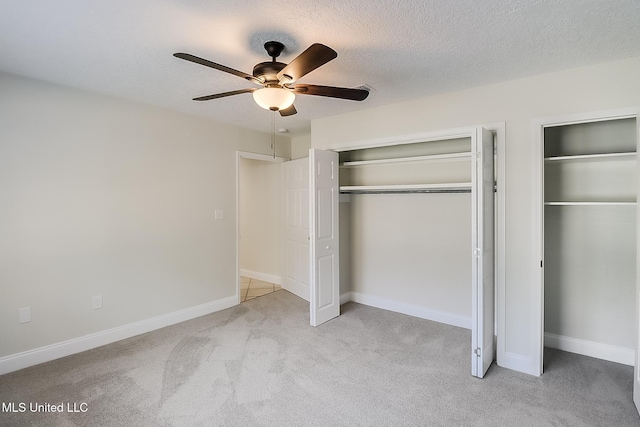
top-left (325, 246), bottom-right (330, 250)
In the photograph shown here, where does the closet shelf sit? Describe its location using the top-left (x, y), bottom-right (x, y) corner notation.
top-left (544, 152), bottom-right (636, 162)
top-left (544, 201), bottom-right (637, 206)
top-left (340, 182), bottom-right (472, 194)
top-left (340, 152), bottom-right (471, 167)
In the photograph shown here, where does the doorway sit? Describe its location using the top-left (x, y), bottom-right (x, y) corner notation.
top-left (236, 151), bottom-right (288, 304)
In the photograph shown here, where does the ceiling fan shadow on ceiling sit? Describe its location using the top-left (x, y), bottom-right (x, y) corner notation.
top-left (173, 41), bottom-right (369, 117)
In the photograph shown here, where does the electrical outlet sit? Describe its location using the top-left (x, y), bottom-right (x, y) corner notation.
top-left (92, 295), bottom-right (103, 310)
top-left (19, 307), bottom-right (31, 324)
top-left (215, 209), bottom-right (224, 220)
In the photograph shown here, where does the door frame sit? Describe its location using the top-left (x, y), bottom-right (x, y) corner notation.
top-left (531, 106), bottom-right (640, 376)
top-left (235, 151), bottom-right (289, 305)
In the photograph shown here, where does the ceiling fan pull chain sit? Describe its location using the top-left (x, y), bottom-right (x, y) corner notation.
top-left (271, 110), bottom-right (276, 159)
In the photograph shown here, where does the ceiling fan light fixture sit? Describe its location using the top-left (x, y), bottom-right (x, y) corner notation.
top-left (253, 87), bottom-right (295, 111)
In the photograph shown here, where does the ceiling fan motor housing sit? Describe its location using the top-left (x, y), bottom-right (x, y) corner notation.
top-left (252, 41), bottom-right (289, 84)
top-left (252, 61), bottom-right (286, 84)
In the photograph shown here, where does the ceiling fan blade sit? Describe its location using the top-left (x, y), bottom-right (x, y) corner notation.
top-left (279, 105), bottom-right (297, 116)
top-left (192, 88), bottom-right (256, 101)
top-left (277, 44), bottom-right (337, 83)
top-left (291, 84), bottom-right (369, 101)
top-left (173, 53), bottom-right (261, 84)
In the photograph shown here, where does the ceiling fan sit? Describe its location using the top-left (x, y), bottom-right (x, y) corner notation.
top-left (173, 41), bottom-right (369, 116)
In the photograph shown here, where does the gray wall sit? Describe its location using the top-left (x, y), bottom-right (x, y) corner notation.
top-left (239, 158), bottom-right (282, 281)
top-left (0, 72), bottom-right (289, 358)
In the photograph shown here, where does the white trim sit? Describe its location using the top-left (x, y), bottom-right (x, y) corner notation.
top-left (532, 106), bottom-right (640, 377)
top-left (0, 296), bottom-right (237, 375)
top-left (532, 116), bottom-right (546, 376)
top-left (236, 151), bottom-right (289, 307)
top-left (340, 292), bottom-right (351, 305)
top-left (349, 291), bottom-right (471, 330)
top-left (239, 268), bottom-right (282, 286)
top-left (545, 333), bottom-right (634, 366)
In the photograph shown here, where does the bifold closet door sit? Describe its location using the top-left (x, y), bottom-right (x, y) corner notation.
top-left (309, 149), bottom-right (340, 327)
top-left (636, 233), bottom-right (640, 413)
top-left (635, 121), bottom-right (640, 416)
top-left (471, 127), bottom-right (495, 378)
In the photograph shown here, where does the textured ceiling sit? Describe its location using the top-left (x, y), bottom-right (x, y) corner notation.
top-left (2, 0), bottom-right (640, 135)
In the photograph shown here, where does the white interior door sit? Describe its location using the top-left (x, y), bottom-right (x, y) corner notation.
top-left (309, 148), bottom-right (340, 326)
top-left (282, 158), bottom-right (310, 301)
top-left (471, 127), bottom-right (495, 378)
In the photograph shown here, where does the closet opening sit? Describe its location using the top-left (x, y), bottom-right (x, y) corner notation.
top-left (532, 109), bottom-right (640, 412)
top-left (332, 126), bottom-right (497, 378)
top-left (542, 117), bottom-right (637, 368)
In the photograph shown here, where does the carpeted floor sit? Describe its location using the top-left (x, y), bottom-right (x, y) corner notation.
top-left (0, 290), bottom-right (638, 426)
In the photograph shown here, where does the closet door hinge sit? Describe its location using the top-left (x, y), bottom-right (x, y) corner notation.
top-left (474, 347), bottom-right (482, 357)
top-left (474, 248), bottom-right (482, 258)
top-left (472, 152), bottom-right (481, 161)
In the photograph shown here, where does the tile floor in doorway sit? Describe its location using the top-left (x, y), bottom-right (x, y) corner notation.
top-left (240, 276), bottom-right (281, 302)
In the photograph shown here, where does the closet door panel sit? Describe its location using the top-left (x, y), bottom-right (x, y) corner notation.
top-left (627, 116), bottom-right (638, 417)
top-left (471, 127), bottom-right (495, 378)
top-left (310, 149), bottom-right (340, 327)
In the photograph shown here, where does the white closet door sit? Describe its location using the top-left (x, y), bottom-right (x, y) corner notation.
top-left (282, 158), bottom-right (310, 301)
top-left (471, 127), bottom-right (495, 378)
top-left (309, 148), bottom-right (340, 326)
top-left (636, 277), bottom-right (640, 413)
top-left (635, 131), bottom-right (640, 415)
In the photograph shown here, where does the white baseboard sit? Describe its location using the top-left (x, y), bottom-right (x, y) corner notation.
top-left (240, 269), bottom-right (282, 286)
top-left (544, 332), bottom-right (634, 366)
top-left (0, 295), bottom-right (238, 375)
top-left (347, 291), bottom-right (471, 330)
top-left (282, 281), bottom-right (309, 302)
top-left (340, 292), bottom-right (351, 305)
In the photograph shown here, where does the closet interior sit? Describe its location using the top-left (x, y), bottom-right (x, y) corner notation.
top-left (337, 136), bottom-right (473, 319)
top-left (338, 137), bottom-right (472, 194)
top-left (334, 129), bottom-right (495, 377)
top-left (543, 117), bottom-right (637, 365)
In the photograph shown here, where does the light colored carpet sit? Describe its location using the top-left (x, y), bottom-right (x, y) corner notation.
top-left (0, 290), bottom-right (637, 426)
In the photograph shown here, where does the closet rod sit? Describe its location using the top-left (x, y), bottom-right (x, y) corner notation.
top-left (340, 189), bottom-right (472, 195)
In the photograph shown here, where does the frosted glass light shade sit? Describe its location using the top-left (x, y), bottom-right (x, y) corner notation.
top-left (253, 87), bottom-right (295, 111)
